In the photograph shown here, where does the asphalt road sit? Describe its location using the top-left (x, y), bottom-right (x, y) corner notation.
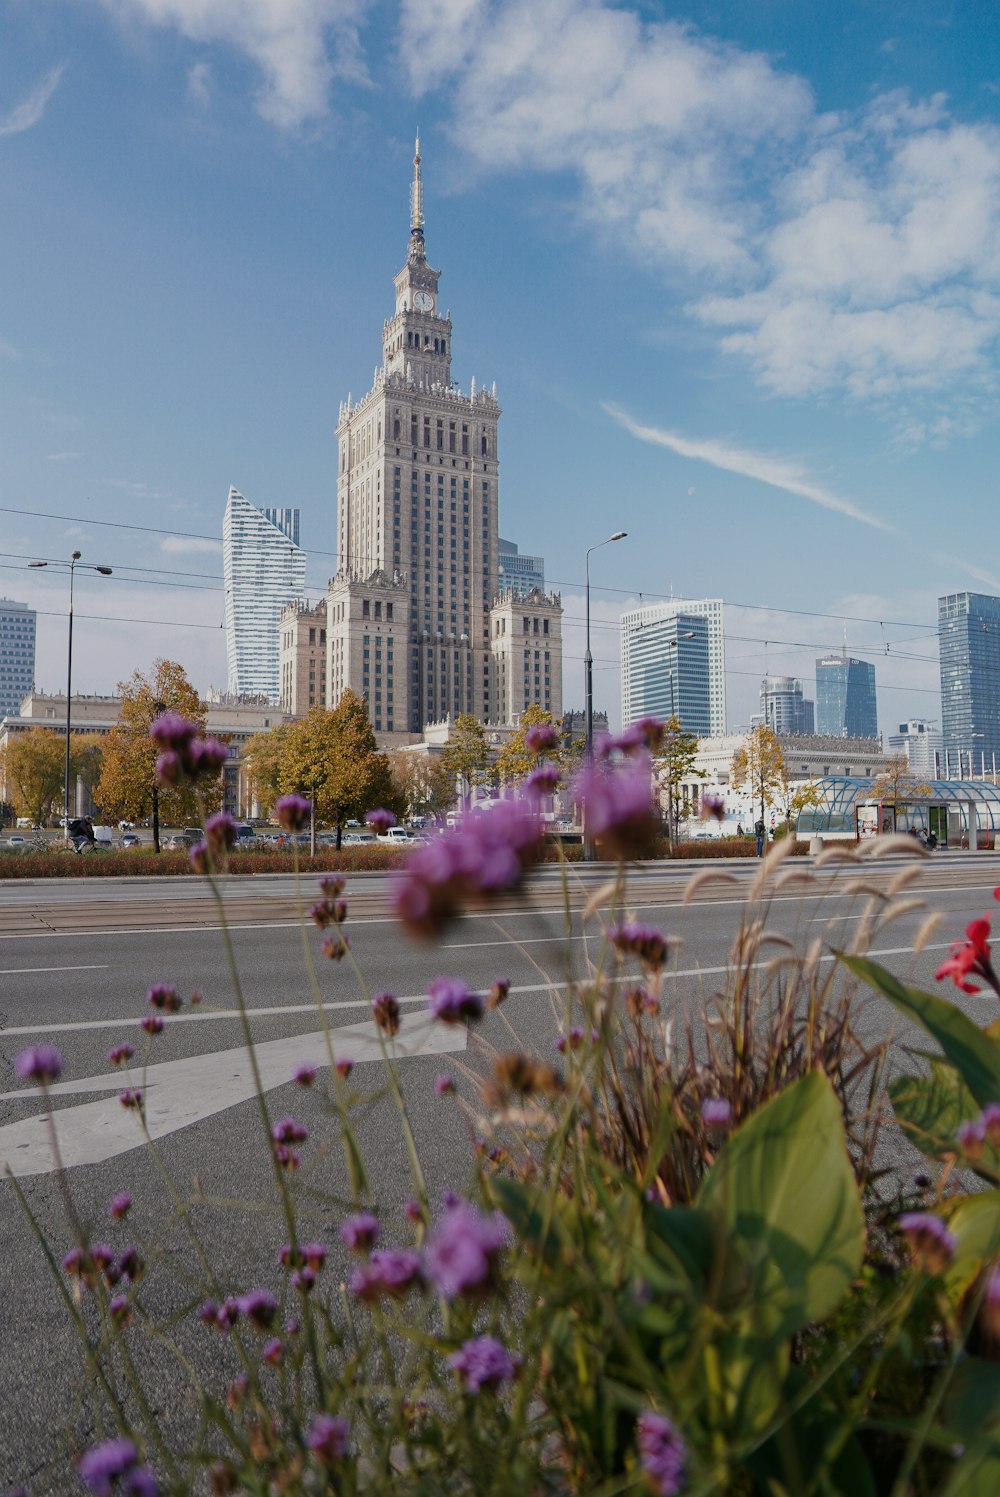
top-left (1, 850), bottom-right (998, 1490)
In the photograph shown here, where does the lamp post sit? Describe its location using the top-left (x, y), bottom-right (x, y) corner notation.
top-left (584, 531), bottom-right (627, 861)
top-left (662, 630), bottom-right (696, 850)
top-left (29, 553), bottom-right (113, 838)
top-left (150, 699), bottom-right (168, 854)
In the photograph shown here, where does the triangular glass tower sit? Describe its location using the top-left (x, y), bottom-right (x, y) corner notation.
top-left (223, 486), bottom-right (306, 702)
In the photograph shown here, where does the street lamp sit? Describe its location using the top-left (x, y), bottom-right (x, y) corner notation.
top-left (584, 530), bottom-right (626, 861)
top-left (29, 552), bottom-right (113, 837)
top-left (662, 630), bottom-right (696, 849)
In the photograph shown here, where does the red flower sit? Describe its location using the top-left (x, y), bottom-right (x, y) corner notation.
top-left (936, 917), bottom-right (999, 996)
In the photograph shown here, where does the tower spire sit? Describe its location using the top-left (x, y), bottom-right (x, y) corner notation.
top-left (409, 132), bottom-right (426, 263)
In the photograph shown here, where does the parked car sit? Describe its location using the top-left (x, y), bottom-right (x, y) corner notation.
top-left (378, 826), bottom-right (417, 845)
top-left (165, 833), bottom-right (196, 850)
top-left (121, 833), bottom-right (141, 849)
top-left (343, 831), bottom-right (376, 846)
top-left (7, 835), bottom-right (25, 847)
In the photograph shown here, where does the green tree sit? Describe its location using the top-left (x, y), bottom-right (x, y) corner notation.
top-left (869, 754), bottom-right (933, 814)
top-left (276, 692), bottom-right (404, 848)
top-left (653, 715), bottom-right (704, 845)
top-left (731, 724), bottom-right (787, 827)
top-left (95, 660), bottom-right (216, 831)
top-left (494, 706), bottom-right (564, 786)
top-left (0, 729), bottom-right (68, 826)
top-left (244, 721), bottom-right (295, 816)
top-left (388, 749), bottom-right (456, 822)
top-left (440, 714), bottom-right (492, 808)
top-left (74, 733), bottom-right (106, 818)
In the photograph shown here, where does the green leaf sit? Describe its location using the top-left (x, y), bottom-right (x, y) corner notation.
top-left (944, 1190), bottom-right (1000, 1301)
top-left (642, 1203), bottom-right (717, 1289)
top-left (939, 1439), bottom-right (1000, 1496)
top-left (696, 1071), bottom-right (864, 1341)
top-left (843, 956), bottom-right (1000, 1107)
top-left (942, 1359), bottom-right (1000, 1443)
top-left (488, 1176), bottom-right (569, 1268)
top-left (889, 1064), bottom-right (980, 1159)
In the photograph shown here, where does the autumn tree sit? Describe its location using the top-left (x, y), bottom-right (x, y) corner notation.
top-left (494, 706), bottom-right (564, 786)
top-left (440, 714), bottom-right (492, 808)
top-left (869, 755), bottom-right (932, 815)
top-left (96, 660), bottom-right (217, 832)
top-left (653, 715), bottom-right (704, 844)
top-left (388, 749), bottom-right (455, 822)
top-left (731, 725), bottom-right (787, 827)
top-left (0, 729), bottom-right (67, 826)
top-left (74, 734), bottom-right (106, 818)
top-left (244, 722), bottom-right (295, 816)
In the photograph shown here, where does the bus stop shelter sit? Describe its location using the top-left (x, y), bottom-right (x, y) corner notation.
top-left (796, 777), bottom-right (1000, 849)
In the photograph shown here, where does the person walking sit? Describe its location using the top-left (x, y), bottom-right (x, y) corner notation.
top-left (755, 817), bottom-right (765, 858)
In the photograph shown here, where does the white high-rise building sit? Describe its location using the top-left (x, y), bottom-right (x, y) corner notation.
top-left (0, 599), bottom-right (36, 720)
top-left (887, 718), bottom-right (943, 777)
top-left (760, 675), bottom-right (814, 736)
top-left (621, 598), bottom-right (726, 738)
top-left (224, 487), bottom-right (306, 703)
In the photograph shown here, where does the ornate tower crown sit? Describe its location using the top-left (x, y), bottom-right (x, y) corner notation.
top-left (409, 133), bottom-right (425, 264)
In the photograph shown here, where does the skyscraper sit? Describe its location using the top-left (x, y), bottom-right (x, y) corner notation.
top-left (887, 719), bottom-right (943, 777)
top-left (224, 487), bottom-right (306, 703)
top-left (498, 538), bottom-right (545, 599)
top-left (621, 599), bottom-right (726, 737)
top-left (330, 138), bottom-right (561, 733)
top-left (938, 592), bottom-right (1000, 774)
top-left (0, 599), bottom-right (36, 720)
top-left (815, 653), bottom-right (877, 738)
top-left (760, 676), bottom-right (814, 735)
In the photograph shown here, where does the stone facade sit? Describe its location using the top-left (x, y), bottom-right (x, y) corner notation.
top-left (279, 600), bottom-right (328, 717)
top-left (490, 587), bottom-right (563, 723)
top-left (326, 569), bottom-right (410, 735)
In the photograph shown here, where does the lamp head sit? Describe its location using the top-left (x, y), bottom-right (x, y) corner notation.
top-left (610, 531), bottom-right (627, 542)
top-left (28, 561), bottom-right (47, 569)
top-left (95, 566), bottom-right (113, 576)
top-left (71, 550), bottom-right (82, 562)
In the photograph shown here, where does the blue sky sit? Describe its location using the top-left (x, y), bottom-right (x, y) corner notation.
top-left (2, 0), bottom-right (999, 733)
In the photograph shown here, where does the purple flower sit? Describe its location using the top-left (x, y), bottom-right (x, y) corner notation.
top-left (110, 1192), bottom-right (132, 1221)
top-left (701, 793), bottom-right (726, 823)
top-left (983, 1102), bottom-right (1000, 1145)
top-left (78, 1439), bottom-right (158, 1497)
top-left (487, 977), bottom-right (510, 1008)
top-left (109, 1294), bottom-right (131, 1328)
top-left (425, 1198), bottom-right (509, 1301)
top-left (366, 808), bottom-right (397, 833)
top-left (14, 1046), bottom-right (63, 1084)
top-left (899, 1212), bottom-right (956, 1273)
top-left (272, 1116), bottom-right (308, 1145)
top-left (701, 1098), bottom-right (733, 1131)
top-left (236, 1288), bottom-right (278, 1331)
top-left (322, 934), bottom-right (351, 961)
top-left (307, 1413), bottom-right (349, 1464)
top-left (335, 1057), bottom-right (353, 1079)
top-left (524, 722), bottom-right (560, 756)
top-left (957, 1118), bottom-right (987, 1159)
top-left (150, 714), bottom-right (226, 789)
top-left (340, 1213), bottom-right (380, 1252)
top-left (107, 1043), bottom-right (135, 1067)
top-left (117, 1247), bottom-right (144, 1283)
top-left (262, 1337), bottom-right (283, 1366)
top-left (119, 1088), bottom-right (143, 1110)
top-left (302, 1241), bottom-right (327, 1271)
top-left (294, 1064), bottom-right (316, 1087)
top-left (393, 799), bottom-right (542, 939)
top-left (149, 712), bottom-right (196, 753)
top-left (372, 991), bottom-right (401, 1036)
top-left (610, 922), bottom-right (671, 968)
top-left (574, 759), bottom-right (659, 860)
top-left (449, 1335), bottom-right (521, 1393)
top-left (188, 841), bottom-right (210, 875)
top-left (637, 1411), bottom-right (687, 1496)
top-left (427, 976), bottom-right (484, 1024)
top-left (204, 811), bottom-right (237, 855)
top-left (186, 737), bottom-right (228, 778)
top-left (148, 984), bottom-right (181, 1013)
top-left (275, 794), bottom-right (312, 832)
top-left (291, 1266), bottom-right (315, 1293)
top-left (350, 1248), bottom-right (424, 1303)
top-left (524, 762), bottom-right (561, 799)
top-left (435, 1074), bottom-right (455, 1097)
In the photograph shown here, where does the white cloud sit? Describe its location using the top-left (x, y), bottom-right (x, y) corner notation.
top-left (604, 402), bottom-right (891, 532)
top-left (98, 0), bottom-right (373, 128)
top-left (46, 451), bottom-right (83, 463)
top-left (187, 59), bottom-right (212, 108)
top-left (0, 65), bottom-right (65, 137)
top-left (400, 0), bottom-right (1000, 410)
top-left (160, 535), bottom-right (222, 555)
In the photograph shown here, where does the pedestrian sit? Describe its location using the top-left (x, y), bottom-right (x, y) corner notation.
top-left (755, 817), bottom-right (765, 858)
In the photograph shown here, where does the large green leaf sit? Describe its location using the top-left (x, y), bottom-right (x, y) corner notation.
top-left (942, 1358), bottom-right (1000, 1443)
top-left (944, 1189), bottom-right (1000, 1301)
top-left (889, 1064), bottom-right (981, 1159)
top-left (696, 1071), bottom-right (864, 1341)
top-left (843, 956), bottom-right (1000, 1107)
top-left (940, 1440), bottom-right (1000, 1496)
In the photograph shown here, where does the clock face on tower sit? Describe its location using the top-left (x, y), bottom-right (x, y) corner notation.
top-left (413, 290), bottom-right (434, 312)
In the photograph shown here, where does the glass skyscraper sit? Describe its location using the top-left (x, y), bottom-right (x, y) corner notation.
top-left (0, 599), bottom-right (36, 719)
top-left (498, 538), bottom-right (545, 598)
top-left (760, 676), bottom-right (814, 735)
top-left (938, 592), bottom-right (1000, 774)
top-left (224, 488), bottom-right (306, 704)
top-left (815, 654), bottom-right (877, 738)
top-left (621, 599), bottom-right (725, 737)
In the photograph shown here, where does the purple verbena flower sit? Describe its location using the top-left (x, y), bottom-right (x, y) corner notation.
top-left (340, 1214), bottom-right (380, 1252)
top-left (107, 1043), bottom-right (135, 1067)
top-left (262, 1337), bottom-right (283, 1366)
top-left (140, 1015), bottom-right (164, 1035)
top-left (982, 1102), bottom-right (1000, 1145)
top-left (117, 1247), bottom-right (144, 1283)
top-left (271, 1116), bottom-right (308, 1145)
top-left (425, 1198), bottom-right (509, 1301)
top-left (898, 1212), bottom-right (956, 1274)
top-left (349, 1248), bottom-right (423, 1303)
top-left (636, 1411), bottom-right (687, 1496)
top-left (435, 1074), bottom-right (455, 1097)
top-left (957, 1118), bottom-right (987, 1159)
top-left (524, 762), bottom-right (561, 799)
top-left (610, 922), bottom-right (672, 968)
top-left (110, 1192), bottom-right (132, 1221)
top-left (235, 1288), bottom-right (278, 1332)
top-left (372, 991), bottom-right (401, 1036)
top-left (322, 934), bottom-right (351, 961)
top-left (524, 722), bottom-right (560, 756)
top-left (335, 1056), bottom-right (353, 1079)
top-left (701, 793), bottom-right (726, 823)
top-left (109, 1294), bottom-right (131, 1328)
top-left (204, 811), bottom-right (237, 855)
top-left (449, 1334), bottom-right (521, 1393)
top-left (487, 977), bottom-right (510, 1008)
top-left (366, 808), bottom-right (396, 833)
top-left (574, 758), bottom-right (659, 860)
top-left (701, 1098), bottom-right (733, 1132)
top-left (427, 976), bottom-right (484, 1024)
top-left (147, 984), bottom-right (181, 1013)
top-left (294, 1064), bottom-right (316, 1087)
top-left (307, 1413), bottom-right (349, 1464)
top-left (14, 1046), bottom-right (63, 1084)
top-left (78, 1438), bottom-right (157, 1497)
top-left (119, 1088), bottom-right (143, 1110)
top-left (275, 794), bottom-right (312, 832)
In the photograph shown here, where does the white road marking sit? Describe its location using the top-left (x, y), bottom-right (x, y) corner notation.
top-left (0, 1013), bottom-right (466, 1177)
top-left (0, 964), bottom-right (110, 975)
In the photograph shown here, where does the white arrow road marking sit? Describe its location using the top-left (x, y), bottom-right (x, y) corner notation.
top-left (0, 1014), bottom-right (466, 1178)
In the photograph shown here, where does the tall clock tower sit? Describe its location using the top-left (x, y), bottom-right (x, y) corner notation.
top-left (331, 138), bottom-right (501, 735)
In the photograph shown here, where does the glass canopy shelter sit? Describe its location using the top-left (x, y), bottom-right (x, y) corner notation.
top-left (796, 777), bottom-right (1000, 848)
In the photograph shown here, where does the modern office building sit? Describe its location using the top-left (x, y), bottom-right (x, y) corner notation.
top-left (224, 487), bottom-right (306, 704)
top-left (760, 676), bottom-right (814, 736)
top-left (330, 137), bottom-right (561, 733)
top-left (887, 718), bottom-right (943, 778)
top-left (815, 653), bottom-right (877, 738)
top-left (0, 599), bottom-right (36, 720)
top-left (938, 592), bottom-right (1000, 775)
top-left (498, 538), bottom-right (545, 599)
top-left (620, 598), bottom-right (725, 738)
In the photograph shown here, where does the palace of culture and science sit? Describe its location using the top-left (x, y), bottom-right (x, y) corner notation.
top-left (276, 140), bottom-right (563, 741)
